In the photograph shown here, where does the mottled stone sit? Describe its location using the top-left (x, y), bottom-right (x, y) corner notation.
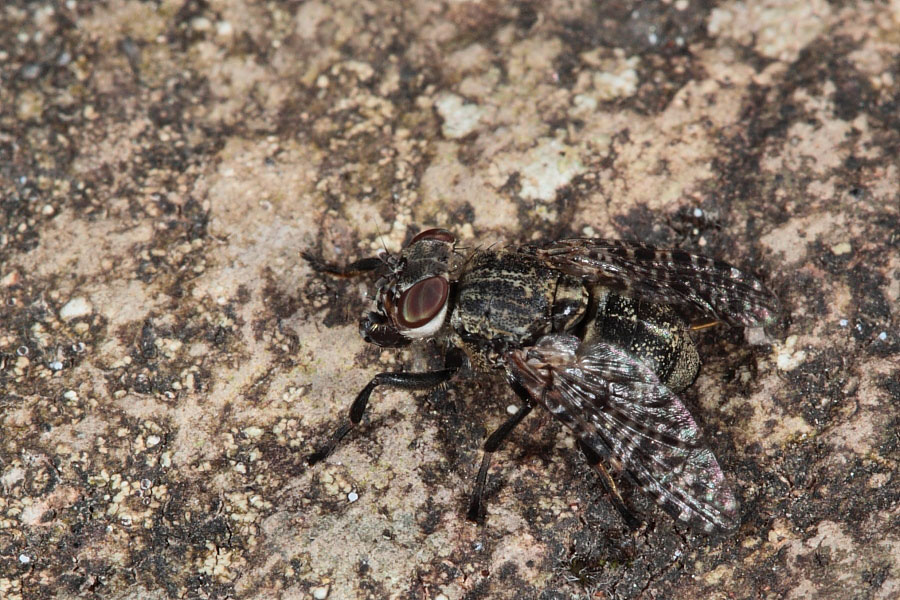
top-left (1, 1), bottom-right (897, 599)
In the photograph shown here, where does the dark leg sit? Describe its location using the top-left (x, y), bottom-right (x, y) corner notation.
top-left (301, 252), bottom-right (383, 277)
top-left (578, 440), bottom-right (640, 529)
top-left (690, 320), bottom-right (721, 331)
top-left (466, 380), bottom-right (534, 523)
top-left (308, 366), bottom-right (459, 465)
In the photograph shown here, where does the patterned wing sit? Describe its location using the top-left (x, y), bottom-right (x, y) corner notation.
top-left (522, 239), bottom-right (778, 328)
top-left (508, 334), bottom-right (739, 533)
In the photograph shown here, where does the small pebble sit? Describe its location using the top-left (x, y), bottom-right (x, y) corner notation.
top-left (831, 242), bottom-right (852, 256)
top-left (59, 297), bottom-right (92, 321)
top-left (312, 585), bottom-right (329, 599)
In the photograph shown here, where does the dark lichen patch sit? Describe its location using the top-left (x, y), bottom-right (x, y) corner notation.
top-left (784, 351), bottom-right (850, 427)
top-left (0, 6), bottom-right (101, 250)
top-left (444, 2), bottom-right (519, 49)
top-left (556, 0), bottom-right (711, 59)
top-left (804, 236), bottom-right (897, 351)
top-left (847, 264), bottom-right (893, 336)
top-left (0, 414), bottom-right (243, 598)
top-left (349, 558), bottom-right (390, 600)
top-left (300, 268), bottom-right (371, 332)
top-left (506, 183), bottom-right (582, 245)
top-left (102, 304), bottom-right (226, 402)
top-left (419, 371), bottom-right (502, 461)
top-left (612, 204), bottom-right (680, 247)
top-left (545, 517), bottom-right (701, 599)
top-left (557, 528), bottom-right (634, 591)
top-left (260, 271), bottom-right (301, 323)
top-left (130, 201), bottom-right (213, 293)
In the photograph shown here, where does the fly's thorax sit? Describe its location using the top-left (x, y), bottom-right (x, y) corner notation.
top-left (584, 288), bottom-right (700, 392)
top-left (449, 249), bottom-right (589, 368)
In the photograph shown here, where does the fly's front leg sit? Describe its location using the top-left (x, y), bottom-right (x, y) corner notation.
top-left (301, 252), bottom-right (383, 277)
top-left (466, 379), bottom-right (534, 524)
top-left (307, 351), bottom-right (463, 465)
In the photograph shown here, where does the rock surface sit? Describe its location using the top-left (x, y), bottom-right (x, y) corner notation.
top-left (1, 1), bottom-right (898, 599)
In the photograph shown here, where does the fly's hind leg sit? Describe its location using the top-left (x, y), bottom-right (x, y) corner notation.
top-left (578, 441), bottom-right (640, 529)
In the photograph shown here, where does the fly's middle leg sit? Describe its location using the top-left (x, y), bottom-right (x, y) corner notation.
top-left (466, 379), bottom-right (534, 523)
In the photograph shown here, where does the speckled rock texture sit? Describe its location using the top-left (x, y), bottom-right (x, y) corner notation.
top-left (1, 1), bottom-right (898, 599)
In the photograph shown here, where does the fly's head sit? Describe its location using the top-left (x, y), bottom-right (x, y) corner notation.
top-left (361, 228), bottom-right (456, 348)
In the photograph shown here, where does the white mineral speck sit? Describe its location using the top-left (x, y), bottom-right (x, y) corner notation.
top-left (573, 94), bottom-right (598, 112)
top-left (516, 138), bottom-right (584, 201)
top-left (312, 585), bottom-right (329, 599)
top-left (592, 55), bottom-right (640, 101)
top-left (831, 242), bottom-right (852, 256)
top-left (435, 92), bottom-right (485, 139)
top-left (776, 335), bottom-right (807, 371)
top-left (243, 426), bottom-right (264, 438)
top-left (1, 270), bottom-right (21, 286)
top-left (19, 554), bottom-right (31, 564)
top-left (348, 491), bottom-right (358, 502)
top-left (216, 21), bottom-right (233, 37)
top-left (191, 16), bottom-right (211, 31)
top-left (146, 435), bottom-right (161, 447)
top-left (59, 297), bottom-right (93, 321)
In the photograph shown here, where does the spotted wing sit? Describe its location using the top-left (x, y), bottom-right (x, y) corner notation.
top-left (509, 334), bottom-right (739, 533)
top-left (523, 239), bottom-right (778, 328)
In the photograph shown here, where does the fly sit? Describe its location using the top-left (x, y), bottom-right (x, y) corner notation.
top-left (304, 228), bottom-right (779, 533)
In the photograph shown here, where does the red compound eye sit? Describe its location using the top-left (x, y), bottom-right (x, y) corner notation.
top-left (397, 276), bottom-right (449, 328)
top-left (410, 228), bottom-right (455, 244)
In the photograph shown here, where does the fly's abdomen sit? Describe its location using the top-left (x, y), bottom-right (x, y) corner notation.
top-left (585, 290), bottom-right (699, 392)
